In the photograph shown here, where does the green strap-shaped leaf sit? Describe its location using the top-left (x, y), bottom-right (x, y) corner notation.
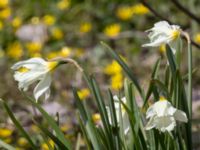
top-left (24, 96), bottom-right (72, 150)
top-left (1, 100), bottom-right (37, 150)
top-left (101, 42), bottom-right (144, 99)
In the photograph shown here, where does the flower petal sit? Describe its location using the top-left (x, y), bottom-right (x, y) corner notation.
top-left (33, 74), bottom-right (51, 101)
top-left (174, 110), bottom-right (188, 123)
top-left (154, 116), bottom-right (176, 132)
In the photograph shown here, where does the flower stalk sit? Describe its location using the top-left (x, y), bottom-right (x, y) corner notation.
top-left (181, 31), bottom-right (192, 118)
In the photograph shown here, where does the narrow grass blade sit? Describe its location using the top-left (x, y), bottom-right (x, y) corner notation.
top-left (101, 42), bottom-right (144, 99)
top-left (73, 88), bottom-right (88, 122)
top-left (86, 120), bottom-right (102, 150)
top-left (36, 123), bottom-right (69, 150)
top-left (1, 100), bottom-right (37, 149)
top-left (24, 96), bottom-right (72, 149)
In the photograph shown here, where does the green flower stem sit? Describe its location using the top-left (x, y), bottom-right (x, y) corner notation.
top-left (188, 42), bottom-right (192, 118)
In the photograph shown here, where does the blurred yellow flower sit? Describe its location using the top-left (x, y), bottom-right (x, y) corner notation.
top-left (132, 4), bottom-right (149, 15)
top-left (111, 73), bottom-right (123, 90)
top-left (46, 51), bottom-right (58, 59)
top-left (41, 139), bottom-right (54, 150)
top-left (74, 48), bottom-right (84, 57)
top-left (0, 0), bottom-right (9, 8)
top-left (0, 128), bottom-right (13, 138)
top-left (104, 23), bottom-right (121, 38)
top-left (51, 27), bottom-right (64, 40)
top-left (0, 21), bottom-right (3, 30)
top-left (92, 113), bottom-right (101, 123)
top-left (43, 15), bottom-right (56, 26)
top-left (194, 33), bottom-right (200, 44)
top-left (79, 22), bottom-right (92, 33)
top-left (104, 60), bottom-right (123, 90)
top-left (47, 47), bottom-right (71, 59)
top-left (159, 44), bottom-right (166, 54)
top-left (12, 17), bottom-right (22, 28)
top-left (116, 6), bottom-right (133, 20)
top-left (104, 60), bottom-right (122, 75)
top-left (3, 138), bottom-right (12, 144)
top-left (31, 17), bottom-right (40, 24)
top-left (61, 124), bottom-right (71, 132)
top-left (59, 47), bottom-right (71, 57)
top-left (0, 7), bottom-right (11, 19)
top-left (17, 137), bottom-right (28, 147)
top-left (0, 49), bottom-right (5, 57)
top-left (78, 88), bottom-right (90, 100)
top-left (30, 125), bottom-right (40, 133)
top-left (26, 42), bottom-right (42, 53)
top-left (57, 0), bottom-right (70, 10)
top-left (7, 42), bottom-right (23, 59)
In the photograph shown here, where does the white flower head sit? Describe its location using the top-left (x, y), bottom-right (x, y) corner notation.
top-left (142, 21), bottom-right (182, 53)
top-left (145, 97), bottom-right (188, 132)
top-left (11, 57), bottom-right (59, 101)
top-left (106, 95), bottom-right (129, 134)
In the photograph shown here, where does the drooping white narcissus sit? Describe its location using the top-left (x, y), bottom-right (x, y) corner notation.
top-left (11, 57), bottom-right (59, 101)
top-left (145, 97), bottom-right (188, 132)
top-left (142, 21), bottom-right (182, 53)
top-left (106, 95), bottom-right (129, 134)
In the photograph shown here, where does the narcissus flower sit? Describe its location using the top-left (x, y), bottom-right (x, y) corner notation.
top-left (142, 21), bottom-right (181, 53)
top-left (11, 58), bottom-right (59, 101)
top-left (106, 95), bottom-right (129, 134)
top-left (145, 97), bottom-right (188, 132)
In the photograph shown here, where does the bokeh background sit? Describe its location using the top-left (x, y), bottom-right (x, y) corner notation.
top-left (0, 0), bottom-right (200, 149)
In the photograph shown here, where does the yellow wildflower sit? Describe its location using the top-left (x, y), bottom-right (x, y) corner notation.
top-left (7, 42), bottom-right (23, 59)
top-left (57, 0), bottom-right (70, 10)
top-left (12, 17), bottom-right (22, 28)
top-left (61, 124), bottom-right (71, 132)
top-left (17, 137), bottom-right (28, 147)
top-left (0, 128), bottom-right (12, 138)
top-left (31, 17), bottom-right (40, 24)
top-left (78, 88), bottom-right (90, 100)
top-left (104, 60), bottom-right (122, 75)
top-left (116, 6), bottom-right (133, 20)
top-left (92, 113), bottom-right (101, 123)
top-left (0, 0), bottom-right (9, 8)
top-left (46, 51), bottom-right (58, 59)
top-left (104, 23), bottom-right (121, 38)
top-left (26, 42), bottom-right (42, 53)
top-left (131, 3), bottom-right (149, 15)
top-left (159, 44), bottom-right (166, 54)
top-left (41, 139), bottom-right (54, 150)
top-left (74, 48), bottom-right (84, 57)
top-left (3, 138), bottom-right (12, 144)
top-left (51, 27), bottom-right (64, 40)
top-left (0, 7), bottom-right (11, 19)
top-left (0, 49), bottom-right (5, 57)
top-left (30, 125), bottom-right (40, 133)
top-left (111, 73), bottom-right (123, 90)
top-left (59, 47), bottom-right (71, 57)
top-left (79, 22), bottom-right (92, 33)
top-left (0, 21), bottom-right (3, 30)
top-left (194, 33), bottom-right (200, 44)
top-left (43, 15), bottom-right (56, 26)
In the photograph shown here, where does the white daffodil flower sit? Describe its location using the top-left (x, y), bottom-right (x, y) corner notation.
top-left (142, 21), bottom-right (181, 53)
top-left (145, 97), bottom-right (188, 132)
top-left (106, 95), bottom-right (129, 134)
top-left (11, 57), bottom-right (59, 101)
